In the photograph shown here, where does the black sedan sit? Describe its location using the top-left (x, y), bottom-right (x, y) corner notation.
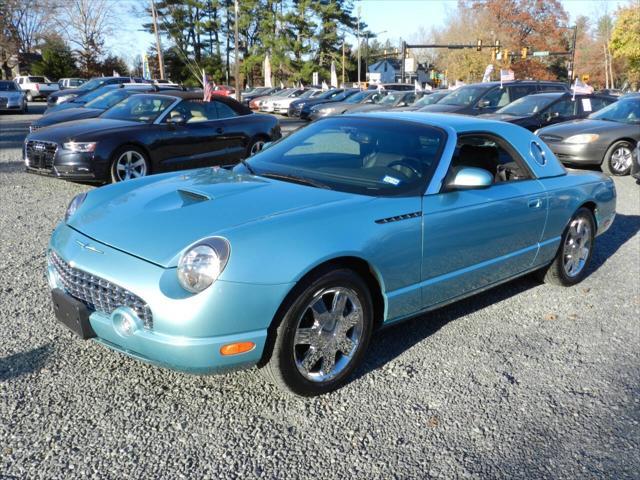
top-left (479, 92), bottom-right (616, 131)
top-left (30, 85), bottom-right (183, 132)
top-left (25, 92), bottom-right (281, 183)
top-left (536, 95), bottom-right (640, 176)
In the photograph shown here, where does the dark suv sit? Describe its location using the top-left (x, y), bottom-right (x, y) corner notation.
top-left (47, 76), bottom-right (148, 108)
top-left (420, 80), bottom-right (568, 116)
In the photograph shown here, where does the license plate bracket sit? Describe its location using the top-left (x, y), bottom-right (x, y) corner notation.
top-left (51, 288), bottom-right (96, 339)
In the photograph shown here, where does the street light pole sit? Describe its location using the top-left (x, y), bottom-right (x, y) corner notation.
top-left (357, 5), bottom-right (361, 87)
top-left (234, 0), bottom-right (240, 100)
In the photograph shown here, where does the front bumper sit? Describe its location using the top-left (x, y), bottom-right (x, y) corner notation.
top-left (47, 224), bottom-right (293, 374)
top-left (544, 141), bottom-right (608, 166)
top-left (24, 141), bottom-right (109, 181)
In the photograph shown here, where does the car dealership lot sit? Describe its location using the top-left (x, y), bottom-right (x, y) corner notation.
top-left (1, 106), bottom-right (639, 478)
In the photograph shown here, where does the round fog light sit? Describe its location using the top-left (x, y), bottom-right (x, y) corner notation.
top-left (111, 307), bottom-right (142, 337)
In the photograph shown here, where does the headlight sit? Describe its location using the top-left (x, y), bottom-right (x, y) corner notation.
top-left (564, 134), bottom-right (600, 144)
top-left (56, 95), bottom-right (74, 104)
top-left (65, 192), bottom-right (87, 222)
top-left (177, 237), bottom-right (230, 293)
top-left (63, 142), bottom-right (97, 153)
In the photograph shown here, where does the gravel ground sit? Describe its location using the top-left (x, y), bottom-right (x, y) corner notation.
top-left (1, 105), bottom-right (639, 479)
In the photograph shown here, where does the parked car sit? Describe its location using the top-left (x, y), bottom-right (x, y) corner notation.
top-left (367, 82), bottom-right (415, 91)
top-left (395, 90), bottom-right (450, 111)
top-left (249, 88), bottom-right (292, 110)
top-left (47, 76), bottom-right (148, 108)
top-left (14, 75), bottom-right (59, 101)
top-left (212, 85), bottom-right (235, 96)
top-left (58, 78), bottom-right (87, 89)
top-left (479, 92), bottom-right (617, 131)
top-left (308, 90), bottom-right (387, 120)
top-left (243, 87), bottom-right (281, 106)
top-left (259, 88), bottom-right (307, 113)
top-left (349, 90), bottom-right (422, 113)
top-left (272, 89), bottom-right (322, 115)
top-left (0, 79), bottom-right (27, 113)
top-left (46, 112), bottom-right (616, 396)
top-left (290, 88), bottom-right (359, 119)
top-left (536, 95), bottom-right (640, 176)
top-left (43, 83), bottom-right (154, 116)
top-left (30, 84), bottom-right (182, 132)
top-left (421, 80), bottom-right (568, 116)
top-left (25, 91), bottom-right (280, 182)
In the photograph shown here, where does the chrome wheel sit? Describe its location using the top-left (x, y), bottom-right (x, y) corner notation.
top-left (114, 150), bottom-right (147, 181)
top-left (610, 146), bottom-right (632, 174)
top-left (250, 140), bottom-right (265, 156)
top-left (294, 287), bottom-right (364, 382)
top-left (562, 217), bottom-right (592, 278)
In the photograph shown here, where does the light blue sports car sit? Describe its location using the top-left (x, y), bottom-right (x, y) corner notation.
top-left (47, 113), bottom-right (616, 396)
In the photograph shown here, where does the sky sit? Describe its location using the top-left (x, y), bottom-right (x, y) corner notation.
top-left (104, 0), bottom-right (632, 68)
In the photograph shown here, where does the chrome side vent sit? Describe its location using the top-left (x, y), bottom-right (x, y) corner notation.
top-left (375, 212), bottom-right (421, 224)
top-left (178, 189), bottom-right (211, 205)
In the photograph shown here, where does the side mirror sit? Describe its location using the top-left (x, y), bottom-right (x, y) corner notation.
top-left (167, 114), bottom-right (186, 125)
top-left (446, 167), bottom-right (493, 191)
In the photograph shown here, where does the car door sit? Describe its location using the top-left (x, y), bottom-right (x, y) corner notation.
top-left (210, 100), bottom-right (250, 163)
top-left (540, 96), bottom-right (578, 126)
top-left (420, 133), bottom-right (547, 308)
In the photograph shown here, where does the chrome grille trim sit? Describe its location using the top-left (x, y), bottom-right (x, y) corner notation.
top-left (25, 140), bottom-right (57, 170)
top-left (49, 250), bottom-right (153, 329)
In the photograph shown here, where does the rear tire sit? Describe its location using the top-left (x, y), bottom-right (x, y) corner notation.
top-left (261, 268), bottom-right (374, 396)
top-left (536, 208), bottom-right (595, 286)
top-left (602, 140), bottom-right (634, 176)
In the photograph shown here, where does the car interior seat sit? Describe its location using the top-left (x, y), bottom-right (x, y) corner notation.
top-left (455, 144), bottom-right (499, 179)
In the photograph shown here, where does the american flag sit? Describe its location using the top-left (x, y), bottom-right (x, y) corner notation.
top-left (203, 70), bottom-right (213, 102)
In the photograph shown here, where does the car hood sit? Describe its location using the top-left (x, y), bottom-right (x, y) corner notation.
top-left (51, 88), bottom-right (83, 99)
top-left (69, 168), bottom-right (370, 267)
top-left (478, 113), bottom-right (528, 123)
top-left (537, 119), bottom-right (627, 138)
top-left (419, 104), bottom-right (463, 113)
top-left (33, 108), bottom-right (103, 127)
top-left (0, 91), bottom-right (23, 99)
top-left (349, 104), bottom-right (392, 113)
top-left (27, 118), bottom-right (140, 142)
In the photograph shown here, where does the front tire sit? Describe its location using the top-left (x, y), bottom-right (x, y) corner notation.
top-left (262, 268), bottom-right (374, 396)
top-left (110, 146), bottom-right (150, 183)
top-left (247, 136), bottom-right (267, 157)
top-left (602, 140), bottom-right (634, 176)
top-left (537, 208), bottom-right (595, 286)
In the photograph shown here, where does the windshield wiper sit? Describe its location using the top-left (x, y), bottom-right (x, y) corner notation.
top-left (240, 159), bottom-right (256, 175)
top-left (260, 172), bottom-right (333, 190)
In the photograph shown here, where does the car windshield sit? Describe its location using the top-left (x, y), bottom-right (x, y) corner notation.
top-left (85, 89), bottom-right (136, 110)
top-left (238, 117), bottom-right (446, 197)
top-left (68, 79), bottom-right (85, 87)
top-left (379, 93), bottom-right (403, 105)
top-left (100, 94), bottom-right (175, 123)
top-left (344, 91), bottom-right (370, 104)
top-left (589, 98), bottom-right (640, 124)
top-left (438, 86), bottom-right (487, 106)
top-left (76, 77), bottom-right (110, 92)
top-left (72, 85), bottom-right (117, 103)
top-left (498, 94), bottom-right (560, 115)
top-left (413, 92), bottom-right (446, 107)
top-left (299, 90), bottom-right (319, 99)
top-left (317, 89), bottom-right (342, 99)
top-left (0, 81), bottom-right (18, 91)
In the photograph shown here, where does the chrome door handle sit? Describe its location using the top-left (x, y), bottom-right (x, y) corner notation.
top-left (528, 198), bottom-right (543, 209)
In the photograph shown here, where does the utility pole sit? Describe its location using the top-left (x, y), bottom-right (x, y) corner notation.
top-left (150, 0), bottom-right (165, 80)
top-left (342, 38), bottom-right (346, 85)
top-left (234, 0), bottom-right (240, 100)
top-left (357, 5), bottom-right (361, 87)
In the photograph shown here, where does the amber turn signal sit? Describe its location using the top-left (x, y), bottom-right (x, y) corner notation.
top-left (220, 341), bottom-right (255, 356)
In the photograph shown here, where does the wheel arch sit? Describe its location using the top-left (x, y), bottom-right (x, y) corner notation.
top-left (602, 137), bottom-right (637, 163)
top-left (257, 255), bottom-right (386, 367)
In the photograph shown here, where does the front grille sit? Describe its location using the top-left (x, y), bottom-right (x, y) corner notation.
top-left (25, 140), bottom-right (57, 169)
top-left (49, 251), bottom-right (153, 329)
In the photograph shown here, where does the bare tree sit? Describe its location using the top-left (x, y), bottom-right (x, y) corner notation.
top-left (2, 0), bottom-right (57, 54)
top-left (55, 0), bottom-right (113, 75)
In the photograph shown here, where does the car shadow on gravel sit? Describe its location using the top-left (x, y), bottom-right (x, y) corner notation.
top-left (0, 344), bottom-right (53, 381)
top-left (355, 275), bottom-right (540, 381)
top-left (589, 213), bottom-right (640, 273)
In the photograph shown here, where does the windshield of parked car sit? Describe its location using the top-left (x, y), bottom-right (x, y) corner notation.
top-left (589, 98), bottom-right (640, 124)
top-left (68, 78), bottom-right (86, 87)
top-left (344, 91), bottom-right (371, 104)
top-left (72, 85), bottom-right (117, 103)
top-left (75, 77), bottom-right (110, 92)
top-left (299, 90), bottom-right (320, 99)
top-left (438, 86), bottom-right (487, 106)
top-left (100, 94), bottom-right (175, 123)
top-left (497, 94), bottom-right (560, 115)
top-left (0, 81), bottom-right (18, 91)
top-left (85, 89), bottom-right (137, 110)
top-left (238, 117), bottom-right (446, 196)
top-left (413, 92), bottom-right (446, 107)
top-left (379, 93), bottom-right (404, 105)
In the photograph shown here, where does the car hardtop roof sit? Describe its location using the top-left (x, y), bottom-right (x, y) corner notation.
top-left (458, 80), bottom-right (567, 89)
top-left (350, 110), bottom-right (525, 132)
top-left (130, 90), bottom-right (252, 113)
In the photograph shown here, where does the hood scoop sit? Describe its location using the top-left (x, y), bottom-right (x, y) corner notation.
top-left (178, 188), bottom-right (212, 205)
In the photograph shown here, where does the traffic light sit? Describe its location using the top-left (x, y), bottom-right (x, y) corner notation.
top-left (494, 39), bottom-right (500, 53)
top-left (477, 39), bottom-right (482, 51)
top-left (521, 47), bottom-right (528, 59)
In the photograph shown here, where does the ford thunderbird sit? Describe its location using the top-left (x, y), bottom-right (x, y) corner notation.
top-left (47, 113), bottom-right (616, 396)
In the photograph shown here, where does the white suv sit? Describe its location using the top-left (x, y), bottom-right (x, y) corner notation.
top-left (14, 75), bottom-right (59, 101)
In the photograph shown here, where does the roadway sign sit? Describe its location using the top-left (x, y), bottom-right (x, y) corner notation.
top-left (533, 51), bottom-right (550, 57)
